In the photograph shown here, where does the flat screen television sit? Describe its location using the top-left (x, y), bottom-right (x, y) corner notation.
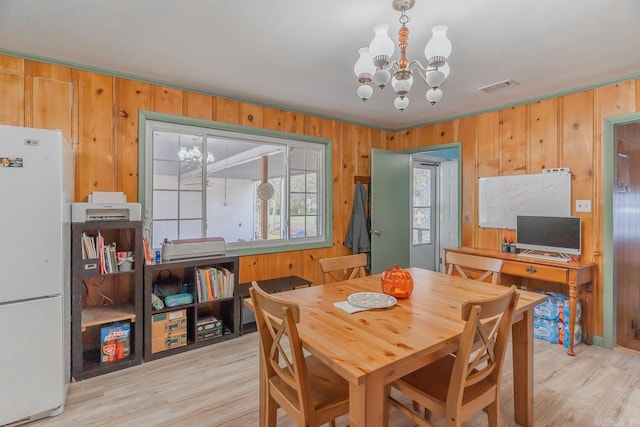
top-left (516, 215), bottom-right (581, 255)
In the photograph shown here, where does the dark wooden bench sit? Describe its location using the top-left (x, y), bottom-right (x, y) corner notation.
top-left (237, 275), bottom-right (312, 335)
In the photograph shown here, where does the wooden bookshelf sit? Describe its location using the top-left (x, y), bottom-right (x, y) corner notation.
top-left (71, 221), bottom-right (143, 380)
top-left (143, 255), bottom-right (240, 361)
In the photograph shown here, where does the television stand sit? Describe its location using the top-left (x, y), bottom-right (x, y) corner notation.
top-left (517, 250), bottom-right (571, 263)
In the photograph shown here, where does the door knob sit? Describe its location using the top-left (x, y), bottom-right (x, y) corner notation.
top-left (373, 230), bottom-right (381, 235)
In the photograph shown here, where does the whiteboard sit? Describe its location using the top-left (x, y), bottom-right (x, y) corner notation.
top-left (478, 173), bottom-right (571, 229)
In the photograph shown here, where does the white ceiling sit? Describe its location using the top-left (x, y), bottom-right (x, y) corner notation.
top-left (1, 0), bottom-right (639, 130)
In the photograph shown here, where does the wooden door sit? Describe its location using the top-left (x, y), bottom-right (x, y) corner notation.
top-left (614, 122), bottom-right (640, 351)
top-left (370, 149), bottom-right (410, 274)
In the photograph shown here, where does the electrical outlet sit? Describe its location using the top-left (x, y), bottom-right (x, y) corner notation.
top-left (576, 200), bottom-right (591, 212)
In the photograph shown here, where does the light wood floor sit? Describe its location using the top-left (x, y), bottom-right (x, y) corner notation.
top-left (30, 334), bottom-right (640, 427)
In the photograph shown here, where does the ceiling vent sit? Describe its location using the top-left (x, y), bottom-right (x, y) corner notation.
top-left (478, 79), bottom-right (519, 93)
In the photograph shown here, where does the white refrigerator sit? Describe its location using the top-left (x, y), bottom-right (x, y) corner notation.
top-left (0, 125), bottom-right (73, 425)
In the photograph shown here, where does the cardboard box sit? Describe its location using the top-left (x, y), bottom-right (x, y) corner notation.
top-left (101, 322), bottom-right (131, 363)
top-left (151, 309), bottom-right (187, 338)
top-left (151, 331), bottom-right (188, 354)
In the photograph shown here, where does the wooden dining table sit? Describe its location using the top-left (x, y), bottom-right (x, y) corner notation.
top-left (246, 267), bottom-right (546, 427)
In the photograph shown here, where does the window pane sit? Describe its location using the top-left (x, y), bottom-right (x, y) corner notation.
top-left (153, 160), bottom-right (179, 190)
top-left (154, 191), bottom-right (178, 219)
top-left (305, 217), bottom-right (318, 237)
top-left (179, 162), bottom-right (203, 190)
top-left (306, 172), bottom-right (317, 192)
top-left (413, 168), bottom-right (431, 206)
top-left (291, 216), bottom-right (306, 238)
top-left (177, 134), bottom-right (204, 163)
top-left (290, 215), bottom-right (318, 238)
top-left (306, 194), bottom-right (317, 214)
top-left (207, 178), bottom-right (255, 242)
top-left (179, 191), bottom-right (202, 219)
top-left (413, 229), bottom-right (430, 245)
top-left (179, 219), bottom-right (202, 239)
top-left (153, 131), bottom-right (180, 161)
top-left (290, 193), bottom-right (305, 215)
top-left (413, 207), bottom-right (430, 229)
top-left (413, 207), bottom-right (431, 244)
top-left (290, 173), bottom-right (305, 192)
top-left (304, 149), bottom-right (319, 169)
top-left (153, 220), bottom-right (178, 245)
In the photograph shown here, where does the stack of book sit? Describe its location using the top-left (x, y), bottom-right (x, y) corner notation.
top-left (81, 231), bottom-right (125, 274)
top-left (81, 232), bottom-right (98, 259)
top-left (195, 267), bottom-right (234, 302)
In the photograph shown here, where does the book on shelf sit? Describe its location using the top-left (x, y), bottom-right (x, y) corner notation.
top-left (102, 242), bottom-right (117, 274)
top-left (81, 231), bottom-right (127, 274)
top-left (98, 231), bottom-right (105, 274)
top-left (195, 267), bottom-right (233, 302)
top-left (81, 232), bottom-right (98, 259)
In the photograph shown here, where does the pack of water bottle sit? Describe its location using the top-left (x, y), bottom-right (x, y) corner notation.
top-left (533, 292), bottom-right (582, 348)
top-left (534, 293), bottom-right (581, 323)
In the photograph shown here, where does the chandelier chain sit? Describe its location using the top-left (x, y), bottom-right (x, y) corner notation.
top-left (399, 10), bottom-right (409, 26)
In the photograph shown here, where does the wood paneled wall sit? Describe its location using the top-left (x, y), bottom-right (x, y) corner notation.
top-left (0, 54), bottom-right (391, 287)
top-left (1, 54), bottom-right (639, 337)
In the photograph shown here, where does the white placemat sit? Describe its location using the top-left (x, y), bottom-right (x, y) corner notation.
top-left (333, 300), bottom-right (377, 314)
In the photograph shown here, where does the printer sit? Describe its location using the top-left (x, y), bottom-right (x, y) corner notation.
top-left (72, 202), bottom-right (142, 222)
top-left (161, 237), bottom-right (226, 260)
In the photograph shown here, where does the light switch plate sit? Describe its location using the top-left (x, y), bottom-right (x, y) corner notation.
top-left (576, 200), bottom-right (591, 212)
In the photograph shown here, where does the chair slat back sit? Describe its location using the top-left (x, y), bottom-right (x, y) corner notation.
top-left (319, 253), bottom-right (367, 283)
top-left (250, 281), bottom-right (312, 420)
top-left (445, 251), bottom-right (503, 285)
top-left (446, 286), bottom-right (519, 411)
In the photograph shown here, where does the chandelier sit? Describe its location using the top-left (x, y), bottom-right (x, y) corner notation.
top-left (353, 0), bottom-right (452, 112)
top-left (177, 145), bottom-right (214, 164)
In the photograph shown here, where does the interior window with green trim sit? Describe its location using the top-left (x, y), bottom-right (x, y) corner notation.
top-left (141, 113), bottom-right (331, 255)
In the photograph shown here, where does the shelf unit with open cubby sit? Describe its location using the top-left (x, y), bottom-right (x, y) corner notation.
top-left (143, 255), bottom-right (239, 361)
top-left (70, 221), bottom-right (143, 380)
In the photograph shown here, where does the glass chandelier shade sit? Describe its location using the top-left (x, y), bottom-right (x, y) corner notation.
top-left (353, 1), bottom-right (452, 111)
top-left (354, 48), bottom-right (376, 83)
top-left (369, 24), bottom-right (395, 66)
top-left (424, 25), bottom-right (452, 67)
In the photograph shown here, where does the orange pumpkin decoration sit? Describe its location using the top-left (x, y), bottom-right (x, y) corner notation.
top-left (381, 264), bottom-right (413, 299)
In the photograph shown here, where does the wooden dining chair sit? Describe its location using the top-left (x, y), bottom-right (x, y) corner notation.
top-left (388, 285), bottom-right (519, 427)
top-left (445, 251), bottom-right (503, 285)
top-left (250, 281), bottom-right (349, 427)
top-left (318, 253), bottom-right (367, 283)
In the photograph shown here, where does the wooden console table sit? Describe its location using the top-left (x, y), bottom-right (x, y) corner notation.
top-left (444, 247), bottom-right (596, 356)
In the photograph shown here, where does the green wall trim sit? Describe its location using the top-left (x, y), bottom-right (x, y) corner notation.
top-left (3, 48), bottom-right (639, 133)
top-left (602, 112), bottom-right (640, 349)
top-left (137, 110), bottom-right (334, 254)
